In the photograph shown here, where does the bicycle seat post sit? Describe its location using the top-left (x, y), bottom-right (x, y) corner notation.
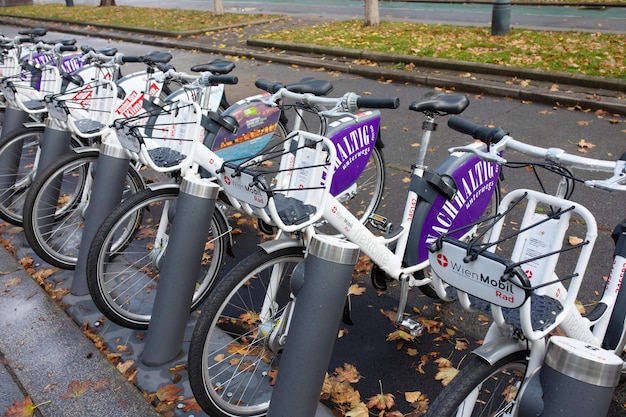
top-left (414, 113), bottom-right (437, 173)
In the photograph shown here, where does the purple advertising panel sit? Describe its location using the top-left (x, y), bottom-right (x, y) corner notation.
top-left (326, 111), bottom-right (380, 196)
top-left (417, 155), bottom-right (500, 263)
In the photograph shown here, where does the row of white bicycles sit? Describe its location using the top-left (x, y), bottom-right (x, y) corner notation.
top-left (2, 27), bottom-right (625, 417)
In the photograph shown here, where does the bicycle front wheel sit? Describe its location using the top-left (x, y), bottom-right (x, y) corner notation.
top-left (22, 149), bottom-right (143, 269)
top-left (188, 246), bottom-right (305, 417)
top-left (86, 186), bottom-right (230, 330)
top-left (424, 351), bottom-right (529, 417)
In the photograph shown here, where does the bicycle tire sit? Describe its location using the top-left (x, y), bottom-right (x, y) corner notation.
top-left (0, 125), bottom-right (85, 226)
top-left (86, 186), bottom-right (229, 330)
top-left (188, 246), bottom-right (305, 417)
top-left (423, 351), bottom-right (529, 417)
top-left (22, 149), bottom-right (144, 269)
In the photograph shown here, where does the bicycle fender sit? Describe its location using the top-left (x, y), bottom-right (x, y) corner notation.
top-left (22, 122), bottom-right (45, 129)
top-left (472, 337), bottom-right (526, 365)
top-left (70, 146), bottom-right (100, 155)
top-left (257, 238), bottom-right (305, 255)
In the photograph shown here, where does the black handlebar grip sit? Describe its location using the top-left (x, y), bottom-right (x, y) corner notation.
top-left (255, 78), bottom-right (283, 94)
top-left (156, 63), bottom-right (176, 73)
top-left (356, 96), bottom-right (399, 109)
top-left (120, 55), bottom-right (144, 63)
top-left (448, 116), bottom-right (507, 144)
top-left (210, 75), bottom-right (239, 85)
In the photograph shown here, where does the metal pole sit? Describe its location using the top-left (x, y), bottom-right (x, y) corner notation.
top-left (267, 235), bottom-right (360, 417)
top-left (37, 122), bottom-right (73, 176)
top-left (491, 0), bottom-right (511, 36)
top-left (141, 177), bottom-right (219, 366)
top-left (28, 125), bottom-right (75, 249)
top-left (0, 107), bottom-right (29, 140)
top-left (71, 142), bottom-right (131, 295)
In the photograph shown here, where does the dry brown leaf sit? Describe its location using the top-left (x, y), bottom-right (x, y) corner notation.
top-left (334, 363), bottom-right (362, 384)
top-left (435, 357), bottom-right (453, 368)
top-left (568, 235), bottom-right (584, 245)
top-left (435, 367), bottom-right (459, 386)
top-left (60, 379), bottom-right (92, 400)
top-left (345, 402), bottom-right (370, 417)
top-left (455, 338), bottom-right (469, 351)
top-left (379, 309), bottom-right (397, 323)
top-left (156, 383), bottom-right (181, 403)
top-left (366, 392), bottom-right (395, 411)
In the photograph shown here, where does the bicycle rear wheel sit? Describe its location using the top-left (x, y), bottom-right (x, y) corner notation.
top-left (188, 246), bottom-right (305, 417)
top-left (22, 149), bottom-right (143, 269)
top-left (423, 351), bottom-right (529, 417)
top-left (86, 186), bottom-right (230, 330)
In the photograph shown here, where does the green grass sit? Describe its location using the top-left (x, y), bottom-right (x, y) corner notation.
top-left (254, 20), bottom-right (626, 79)
top-left (0, 4), bottom-right (276, 32)
top-left (0, 4), bottom-right (624, 78)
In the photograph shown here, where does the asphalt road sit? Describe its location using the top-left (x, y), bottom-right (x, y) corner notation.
top-left (0, 19), bottom-right (625, 417)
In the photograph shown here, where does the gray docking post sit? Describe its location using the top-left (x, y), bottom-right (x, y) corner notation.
top-left (72, 142), bottom-right (130, 295)
top-left (28, 125), bottom-right (75, 246)
top-left (267, 235), bottom-right (360, 417)
top-left (141, 177), bottom-right (220, 366)
top-left (0, 108), bottom-right (30, 202)
top-left (0, 107), bottom-right (29, 140)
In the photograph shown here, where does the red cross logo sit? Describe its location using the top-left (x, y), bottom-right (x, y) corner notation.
top-left (436, 253), bottom-right (449, 267)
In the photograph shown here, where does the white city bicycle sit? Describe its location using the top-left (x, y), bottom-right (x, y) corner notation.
top-left (425, 116), bottom-right (626, 417)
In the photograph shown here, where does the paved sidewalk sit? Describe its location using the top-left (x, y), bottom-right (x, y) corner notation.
top-left (0, 243), bottom-right (160, 417)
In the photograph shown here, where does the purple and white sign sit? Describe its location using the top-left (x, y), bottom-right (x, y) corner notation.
top-left (418, 156), bottom-right (500, 263)
top-left (326, 111), bottom-right (380, 196)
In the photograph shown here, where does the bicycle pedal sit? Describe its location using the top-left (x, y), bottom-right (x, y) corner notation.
top-left (368, 213), bottom-right (390, 232)
top-left (398, 318), bottom-right (423, 336)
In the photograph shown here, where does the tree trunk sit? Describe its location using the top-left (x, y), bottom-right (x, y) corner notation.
top-left (214, 0), bottom-right (224, 15)
top-left (365, 0), bottom-right (380, 26)
top-left (99, 0), bottom-right (116, 6)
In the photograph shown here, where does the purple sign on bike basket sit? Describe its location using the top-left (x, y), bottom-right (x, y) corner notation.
top-left (418, 156), bottom-right (500, 263)
top-left (326, 111), bottom-right (380, 196)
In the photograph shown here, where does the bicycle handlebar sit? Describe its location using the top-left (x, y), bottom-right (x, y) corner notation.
top-left (448, 116), bottom-right (508, 144)
top-left (447, 116), bottom-right (626, 192)
top-left (255, 78), bottom-right (399, 116)
top-left (158, 68), bottom-right (239, 87)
